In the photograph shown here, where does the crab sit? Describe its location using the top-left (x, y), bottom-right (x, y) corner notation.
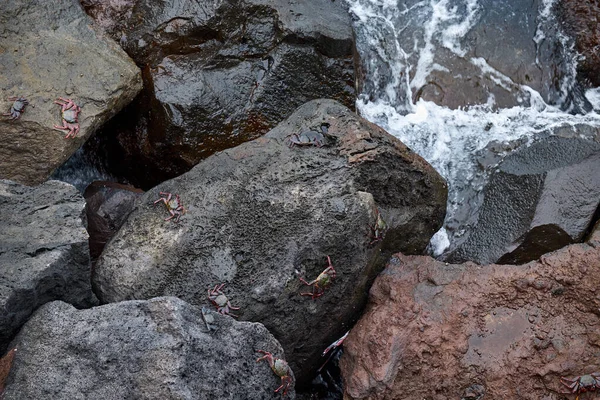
top-left (153, 191), bottom-right (186, 222)
top-left (53, 97), bottom-right (81, 138)
top-left (369, 209), bottom-right (388, 245)
top-left (256, 350), bottom-right (293, 396)
top-left (298, 256), bottom-right (336, 299)
top-left (207, 283), bottom-right (240, 317)
top-left (560, 372), bottom-right (600, 400)
top-left (3, 97), bottom-right (30, 120)
top-left (287, 130), bottom-right (326, 148)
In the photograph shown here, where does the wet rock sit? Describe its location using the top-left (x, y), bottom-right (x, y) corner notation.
top-left (556, 0), bottom-right (600, 87)
top-left (357, 0), bottom-right (590, 112)
top-left (84, 181), bottom-right (144, 264)
top-left (445, 124), bottom-right (600, 265)
top-left (85, 0), bottom-right (356, 188)
top-left (0, 180), bottom-right (97, 350)
top-left (0, 0), bottom-right (142, 186)
top-left (341, 244), bottom-right (600, 400)
top-left (2, 297), bottom-right (295, 399)
top-left (93, 99), bottom-right (448, 385)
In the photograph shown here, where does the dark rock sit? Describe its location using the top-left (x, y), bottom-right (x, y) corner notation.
top-left (0, 180), bottom-right (97, 350)
top-left (556, 0), bottom-right (600, 87)
top-left (341, 244), bottom-right (600, 399)
top-left (3, 297), bottom-right (295, 399)
top-left (0, 0), bottom-right (142, 186)
top-left (445, 124), bottom-right (600, 265)
top-left (85, 0), bottom-right (356, 188)
top-left (93, 99), bottom-right (447, 385)
top-left (84, 181), bottom-right (144, 263)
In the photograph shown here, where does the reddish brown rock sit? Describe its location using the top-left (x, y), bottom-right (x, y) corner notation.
top-left (341, 243), bottom-right (600, 399)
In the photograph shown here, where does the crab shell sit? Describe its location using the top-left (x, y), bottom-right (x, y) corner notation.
top-left (271, 358), bottom-right (290, 377)
top-left (62, 108), bottom-right (78, 124)
top-left (211, 294), bottom-right (229, 307)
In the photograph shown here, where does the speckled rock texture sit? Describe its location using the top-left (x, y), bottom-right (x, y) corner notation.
top-left (93, 99), bottom-right (448, 386)
top-left (0, 180), bottom-right (97, 350)
top-left (0, 0), bottom-right (142, 185)
top-left (445, 124), bottom-right (600, 265)
top-left (2, 297), bottom-right (294, 399)
top-left (341, 231), bottom-right (600, 399)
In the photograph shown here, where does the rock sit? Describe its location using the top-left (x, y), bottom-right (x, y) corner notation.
top-left (93, 99), bottom-right (448, 385)
top-left (0, 0), bottom-right (142, 186)
top-left (83, 181), bottom-right (144, 264)
top-left (444, 124), bottom-right (600, 265)
top-left (341, 245), bottom-right (600, 400)
top-left (556, 0), bottom-right (600, 87)
top-left (0, 180), bottom-right (97, 350)
top-left (84, 0), bottom-right (356, 188)
top-left (355, 0), bottom-right (590, 112)
top-left (2, 297), bottom-right (295, 399)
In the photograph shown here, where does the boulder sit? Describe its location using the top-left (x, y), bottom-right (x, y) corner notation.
top-left (444, 124), bottom-right (600, 265)
top-left (0, 180), bottom-right (97, 350)
top-left (93, 99), bottom-right (448, 385)
top-left (2, 297), bottom-right (295, 399)
top-left (353, 0), bottom-right (590, 112)
top-left (556, 0), bottom-right (600, 87)
top-left (83, 0), bottom-right (356, 188)
top-left (341, 244), bottom-right (600, 400)
top-left (0, 0), bottom-right (142, 186)
top-left (84, 181), bottom-right (144, 264)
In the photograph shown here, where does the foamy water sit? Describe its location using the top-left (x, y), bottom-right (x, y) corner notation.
top-left (346, 0), bottom-right (600, 256)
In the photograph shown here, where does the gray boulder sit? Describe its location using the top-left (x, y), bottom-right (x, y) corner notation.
top-left (0, 0), bottom-right (142, 186)
top-left (446, 124), bottom-right (600, 265)
top-left (0, 180), bottom-right (97, 350)
top-left (2, 297), bottom-right (294, 399)
top-left (83, 0), bottom-right (356, 188)
top-left (93, 99), bottom-right (447, 385)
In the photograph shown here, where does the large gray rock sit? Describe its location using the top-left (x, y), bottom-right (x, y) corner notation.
top-left (3, 297), bottom-right (294, 399)
top-left (83, 0), bottom-right (356, 188)
top-left (0, 180), bottom-right (97, 350)
top-left (94, 99), bottom-right (447, 385)
top-left (0, 0), bottom-right (142, 186)
top-left (445, 124), bottom-right (600, 265)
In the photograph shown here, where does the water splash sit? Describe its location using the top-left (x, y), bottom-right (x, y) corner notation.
top-left (346, 0), bottom-right (600, 256)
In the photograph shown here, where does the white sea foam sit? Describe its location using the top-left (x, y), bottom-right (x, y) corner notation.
top-left (346, 0), bottom-right (600, 256)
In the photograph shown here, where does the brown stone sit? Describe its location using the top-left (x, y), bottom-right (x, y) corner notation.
top-left (341, 244), bottom-right (600, 399)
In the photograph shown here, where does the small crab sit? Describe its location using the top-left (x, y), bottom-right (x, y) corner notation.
top-left (298, 256), bottom-right (336, 300)
top-left (256, 350), bottom-right (293, 396)
top-left (53, 97), bottom-right (81, 139)
top-left (153, 191), bottom-right (186, 222)
top-left (561, 372), bottom-right (600, 400)
top-left (207, 283), bottom-right (240, 317)
top-left (287, 130), bottom-right (326, 148)
top-left (369, 209), bottom-right (388, 245)
top-left (3, 97), bottom-right (30, 120)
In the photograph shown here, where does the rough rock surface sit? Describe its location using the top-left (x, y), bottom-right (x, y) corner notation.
top-left (354, 0), bottom-right (590, 112)
top-left (93, 99), bottom-right (447, 385)
top-left (84, 181), bottom-right (143, 264)
top-left (2, 297), bottom-right (295, 399)
top-left (84, 0), bottom-right (356, 188)
top-left (556, 0), bottom-right (600, 87)
top-left (444, 124), bottom-right (600, 265)
top-left (0, 0), bottom-right (142, 186)
top-left (341, 241), bottom-right (600, 400)
top-left (0, 180), bottom-right (97, 350)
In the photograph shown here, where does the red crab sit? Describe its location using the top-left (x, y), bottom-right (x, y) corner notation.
top-left (298, 256), bottom-right (336, 299)
top-left (153, 191), bottom-right (186, 222)
top-left (256, 350), bottom-right (293, 396)
top-left (4, 97), bottom-right (30, 120)
top-left (207, 283), bottom-right (240, 317)
top-left (560, 372), bottom-right (600, 400)
top-left (53, 97), bottom-right (81, 139)
top-left (369, 209), bottom-right (388, 245)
